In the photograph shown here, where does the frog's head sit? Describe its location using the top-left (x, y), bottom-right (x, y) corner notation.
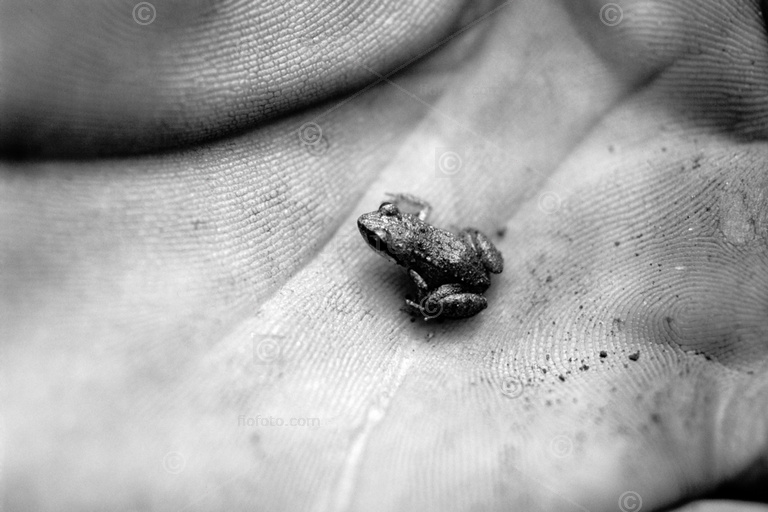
top-left (357, 202), bottom-right (413, 265)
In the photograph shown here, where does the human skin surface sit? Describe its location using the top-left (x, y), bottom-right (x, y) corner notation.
top-left (2, 0), bottom-right (768, 510)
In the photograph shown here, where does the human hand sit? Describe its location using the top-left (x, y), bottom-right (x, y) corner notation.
top-left (2, 1), bottom-right (767, 510)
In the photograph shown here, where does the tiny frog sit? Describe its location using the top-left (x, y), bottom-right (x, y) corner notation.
top-left (357, 193), bottom-right (504, 320)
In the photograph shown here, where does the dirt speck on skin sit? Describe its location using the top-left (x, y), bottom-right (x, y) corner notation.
top-left (558, 375), bottom-right (566, 382)
top-left (629, 351), bottom-right (640, 361)
top-left (599, 351), bottom-right (608, 358)
top-left (579, 365), bottom-right (589, 371)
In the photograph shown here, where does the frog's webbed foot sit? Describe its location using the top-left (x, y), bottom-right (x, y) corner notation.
top-left (385, 193), bottom-right (432, 221)
top-left (403, 297), bottom-right (429, 317)
top-left (404, 286), bottom-right (460, 320)
top-left (460, 228), bottom-right (504, 274)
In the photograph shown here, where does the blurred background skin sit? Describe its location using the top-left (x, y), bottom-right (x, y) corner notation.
top-left (2, 0), bottom-right (768, 510)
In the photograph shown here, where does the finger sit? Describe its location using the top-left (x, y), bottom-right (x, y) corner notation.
top-left (564, 0), bottom-right (768, 140)
top-left (0, 0), bottom-right (496, 157)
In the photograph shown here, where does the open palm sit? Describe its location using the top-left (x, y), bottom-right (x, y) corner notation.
top-left (2, 0), bottom-right (767, 510)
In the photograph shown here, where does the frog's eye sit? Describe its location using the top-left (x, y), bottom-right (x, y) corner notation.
top-left (379, 202), bottom-right (399, 216)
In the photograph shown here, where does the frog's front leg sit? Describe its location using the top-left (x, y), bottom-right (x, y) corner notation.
top-left (405, 278), bottom-right (488, 320)
top-left (460, 228), bottom-right (504, 274)
top-left (404, 269), bottom-right (431, 316)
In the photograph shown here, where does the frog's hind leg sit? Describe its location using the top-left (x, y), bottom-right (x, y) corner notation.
top-left (437, 292), bottom-right (487, 319)
top-left (385, 193), bottom-right (432, 221)
top-left (404, 283), bottom-right (460, 319)
top-left (460, 228), bottom-right (504, 274)
top-left (404, 297), bottom-right (426, 317)
top-left (406, 283), bottom-right (487, 320)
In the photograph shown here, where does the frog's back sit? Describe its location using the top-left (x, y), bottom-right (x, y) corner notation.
top-left (409, 226), bottom-right (491, 293)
